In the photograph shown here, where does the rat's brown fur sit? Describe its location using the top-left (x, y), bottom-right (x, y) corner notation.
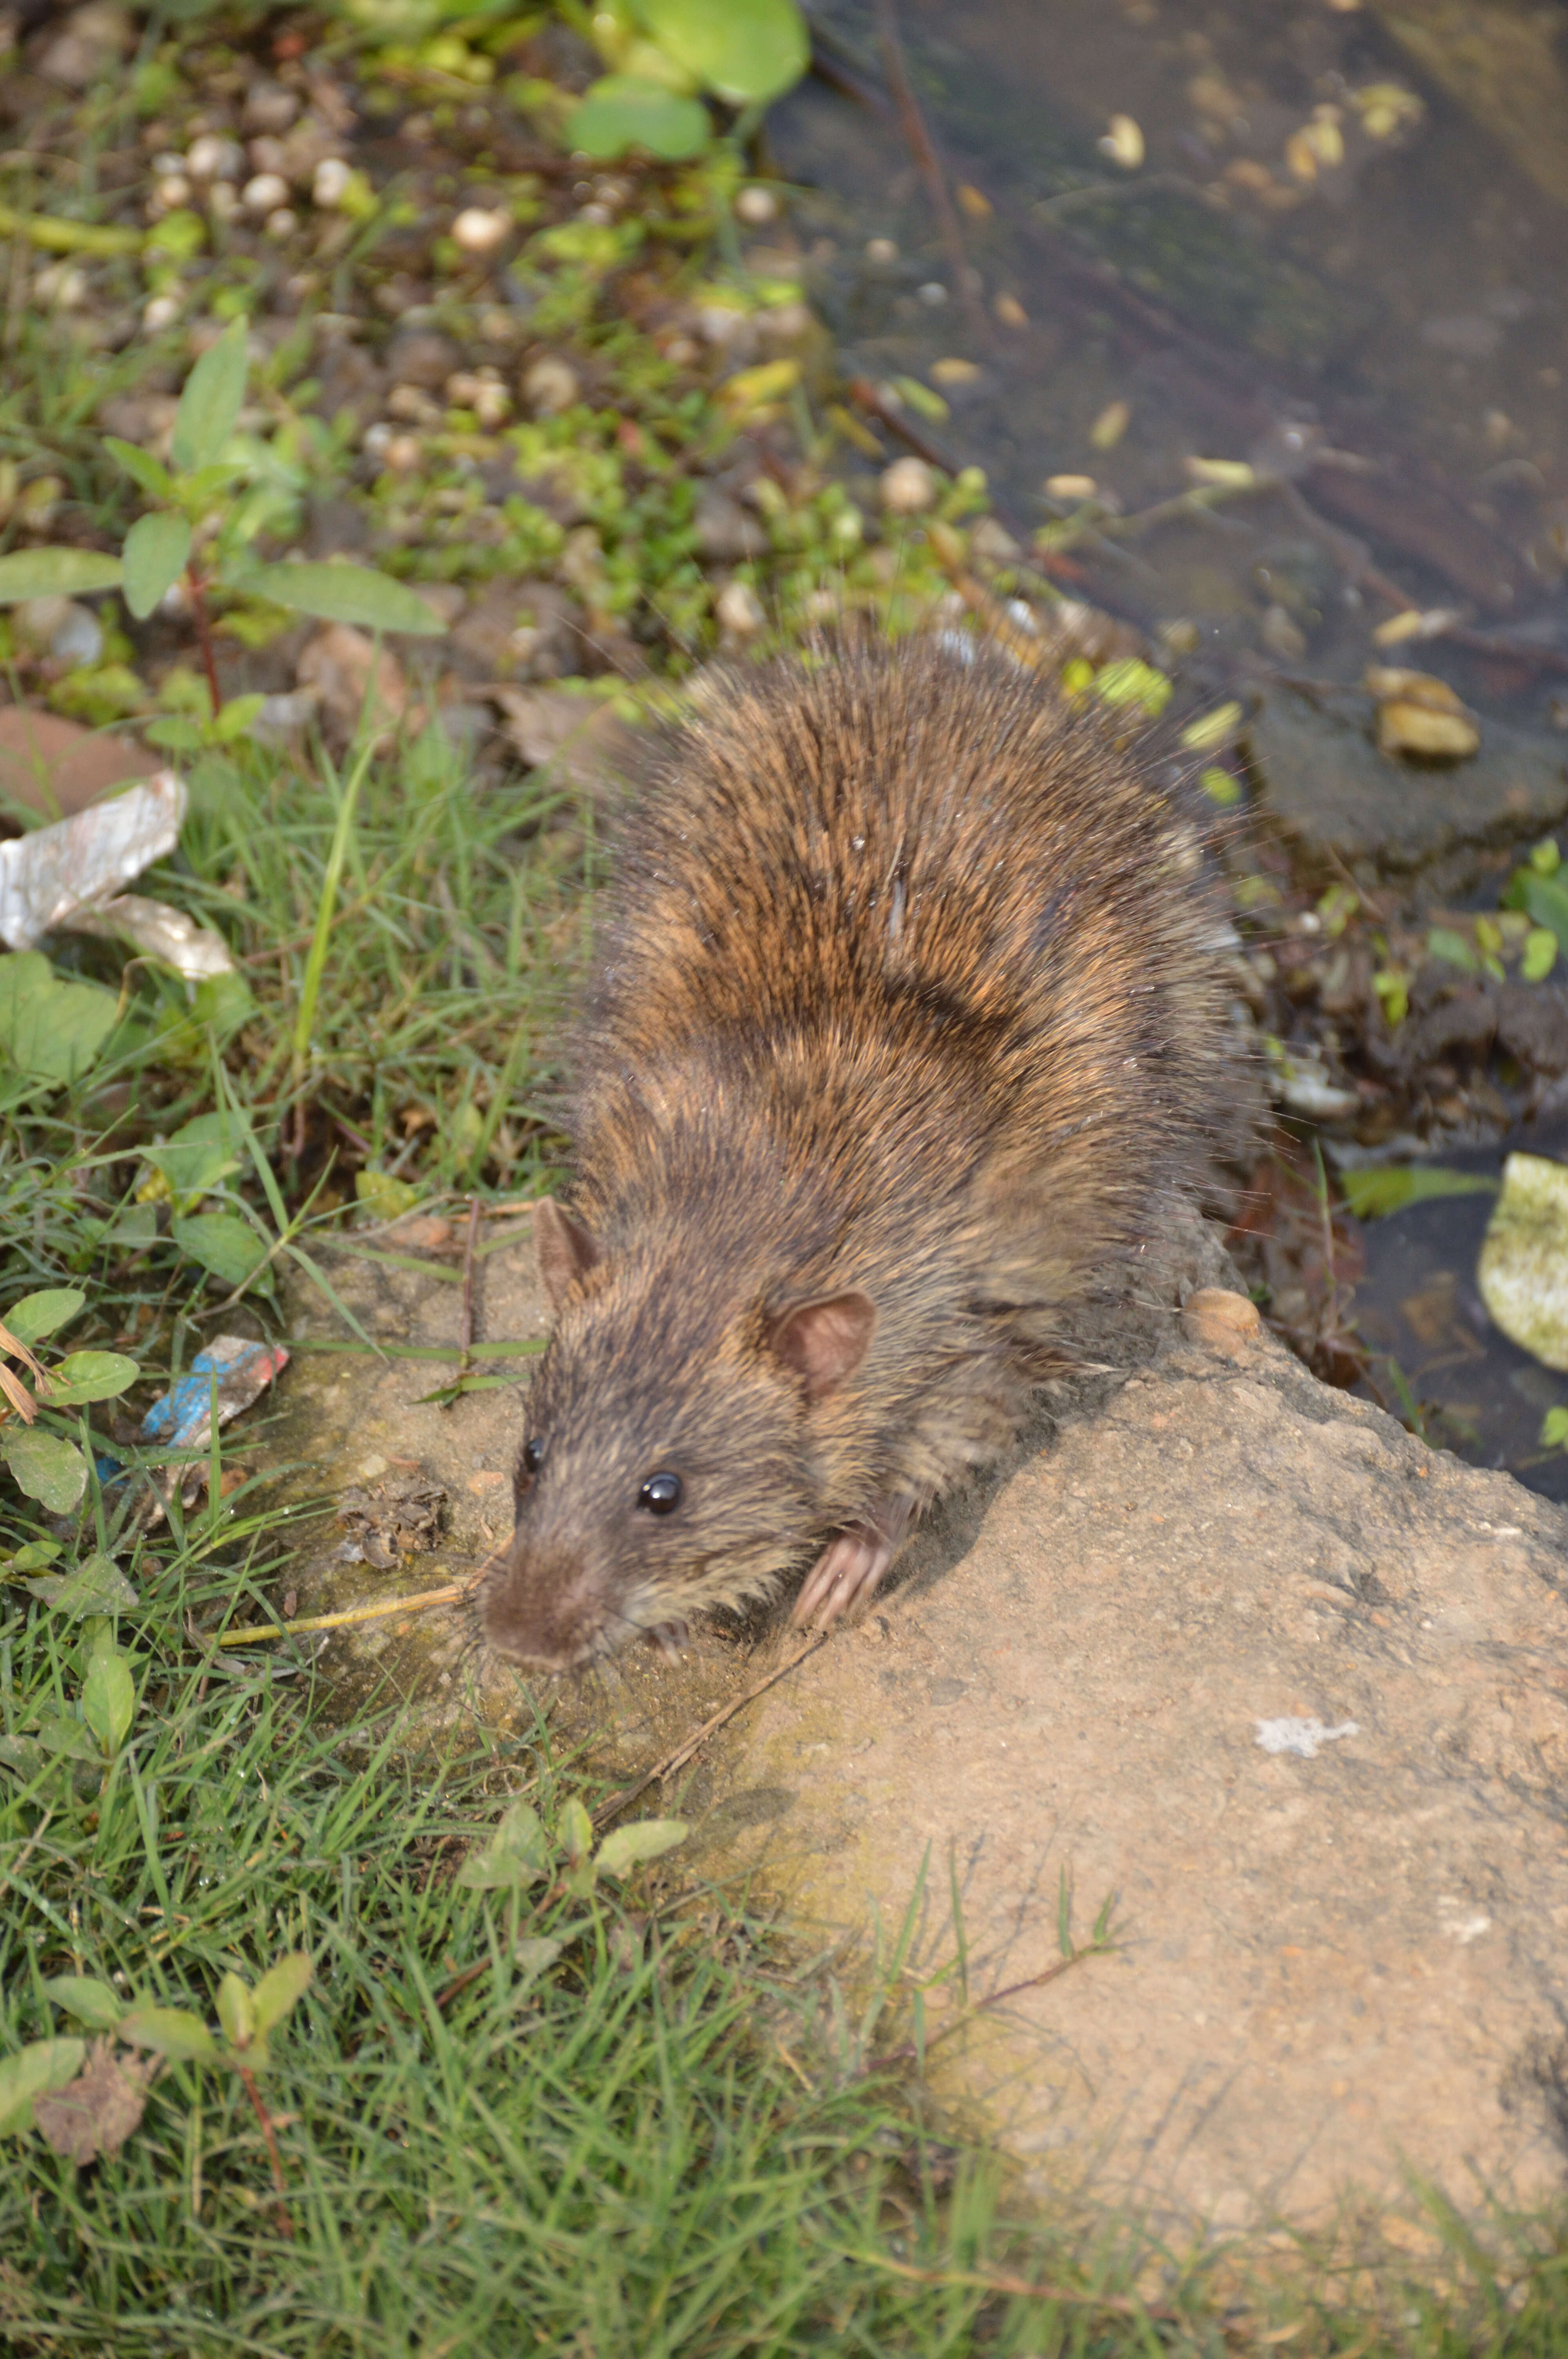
top-left (481, 638), bottom-right (1230, 1670)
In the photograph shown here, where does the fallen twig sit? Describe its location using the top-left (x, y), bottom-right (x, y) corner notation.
top-left (591, 1632), bottom-right (829, 1829)
top-left (867, 1934), bottom-right (1114, 2075)
top-left (214, 1578), bottom-right (477, 1648)
top-left (870, 0), bottom-right (989, 348)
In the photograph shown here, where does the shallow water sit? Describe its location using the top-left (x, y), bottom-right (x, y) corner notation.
top-left (768, 0), bottom-right (1568, 1495)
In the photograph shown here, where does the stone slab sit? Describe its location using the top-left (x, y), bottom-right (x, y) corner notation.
top-left (1245, 680), bottom-right (1568, 888)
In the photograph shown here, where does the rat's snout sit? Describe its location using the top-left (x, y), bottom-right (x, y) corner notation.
top-left (479, 1529), bottom-right (612, 1672)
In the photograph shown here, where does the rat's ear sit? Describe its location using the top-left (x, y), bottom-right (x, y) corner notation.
top-left (535, 1198), bottom-right (603, 1311)
top-left (768, 1291), bottom-right (877, 1401)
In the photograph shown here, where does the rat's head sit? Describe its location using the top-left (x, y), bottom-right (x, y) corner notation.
top-left (479, 1198), bottom-right (876, 1672)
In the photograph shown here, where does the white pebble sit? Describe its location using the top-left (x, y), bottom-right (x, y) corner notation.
top-left (880, 456), bottom-right (936, 514)
top-left (1099, 114), bottom-right (1145, 170)
top-left (383, 433), bottom-right (423, 472)
top-left (716, 580), bottom-right (766, 637)
top-left (865, 237), bottom-right (898, 263)
top-left (521, 355), bottom-right (579, 415)
top-left (142, 293), bottom-right (180, 331)
top-left (34, 262), bottom-right (85, 309)
top-left (153, 174), bottom-right (191, 210)
top-left (735, 186), bottom-right (779, 225)
top-left (208, 182), bottom-right (239, 221)
top-left (313, 157), bottom-right (352, 209)
top-left (242, 172), bottom-right (289, 214)
top-left (264, 207), bottom-right (299, 241)
top-left (186, 133), bottom-right (243, 180)
top-left (452, 206), bottom-right (509, 255)
top-left (916, 281), bottom-right (947, 306)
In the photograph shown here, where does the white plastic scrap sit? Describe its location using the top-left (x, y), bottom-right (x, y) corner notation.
top-left (0, 771), bottom-right (233, 981)
top-left (1254, 1716), bottom-right (1360, 1758)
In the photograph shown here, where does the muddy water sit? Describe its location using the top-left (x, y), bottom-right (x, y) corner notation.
top-left (768, 0), bottom-right (1568, 1494)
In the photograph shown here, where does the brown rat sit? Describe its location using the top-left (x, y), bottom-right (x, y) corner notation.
top-left (481, 636), bottom-right (1231, 1671)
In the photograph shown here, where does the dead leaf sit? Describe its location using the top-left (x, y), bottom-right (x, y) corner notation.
top-left (296, 625), bottom-right (409, 743)
top-left (0, 709), bottom-right (159, 821)
top-left (33, 2041), bottom-right (155, 2165)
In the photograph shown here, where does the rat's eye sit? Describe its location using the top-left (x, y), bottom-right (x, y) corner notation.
top-left (638, 1471), bottom-right (683, 1516)
top-left (521, 1438), bottom-right (545, 1476)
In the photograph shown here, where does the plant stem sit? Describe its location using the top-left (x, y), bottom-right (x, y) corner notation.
top-left (185, 569), bottom-right (223, 720)
top-left (235, 2065), bottom-right (294, 2239)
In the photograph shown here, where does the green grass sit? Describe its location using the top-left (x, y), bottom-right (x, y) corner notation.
top-left (0, 1505), bottom-right (1196, 2358)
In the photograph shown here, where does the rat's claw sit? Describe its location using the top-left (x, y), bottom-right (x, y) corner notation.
top-left (790, 1526), bottom-right (894, 1627)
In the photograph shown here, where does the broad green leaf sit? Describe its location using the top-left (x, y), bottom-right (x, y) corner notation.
top-left (641, 0), bottom-right (808, 102)
top-left (4, 1289), bottom-right (85, 1347)
top-left (26, 1552), bottom-right (137, 1617)
top-left (117, 2005), bottom-right (218, 2063)
top-left (5, 1539), bottom-right (60, 1572)
top-left (513, 1935), bottom-right (566, 1984)
top-left (0, 548), bottom-right (121, 604)
top-left (1340, 1165), bottom-right (1497, 1219)
top-left (0, 952), bottom-right (120, 1084)
top-left (456, 1799), bottom-right (550, 1889)
top-left (82, 1644), bottom-right (135, 1756)
top-left (171, 316), bottom-right (248, 474)
top-left (0, 1733), bottom-right (43, 1778)
top-left (216, 1972), bottom-right (255, 2049)
top-left (251, 1952), bottom-right (312, 2036)
top-left (0, 2039), bottom-right (86, 2137)
top-left (121, 511), bottom-right (191, 621)
top-left (243, 562), bottom-right (447, 636)
top-left (1523, 926), bottom-right (1559, 981)
top-left (594, 1817), bottom-right (690, 1876)
top-left (44, 1977), bottom-right (125, 2032)
top-left (2, 1428), bottom-right (88, 1513)
top-left (355, 1169), bottom-right (421, 1221)
top-left (1478, 1152), bottom-right (1568, 1371)
top-left (32, 1712), bottom-right (103, 1764)
top-left (1541, 1405), bottom-right (1568, 1450)
top-left (557, 1796), bottom-right (593, 1865)
top-left (43, 1351), bottom-right (139, 1407)
top-left (1426, 925), bottom-right (1478, 972)
top-left (212, 692), bottom-right (266, 744)
top-left (171, 1212), bottom-right (268, 1287)
top-left (104, 437), bottom-right (174, 501)
top-left (145, 1109), bottom-right (247, 1203)
top-left (1523, 872), bottom-right (1568, 952)
top-left (1199, 765), bottom-right (1242, 806)
top-left (144, 715), bottom-right (205, 753)
top-left (570, 75), bottom-right (711, 160)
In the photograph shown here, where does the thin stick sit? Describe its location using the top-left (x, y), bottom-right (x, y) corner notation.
top-left (185, 570), bottom-right (223, 721)
top-left (591, 1633), bottom-right (829, 1829)
top-left (235, 2066), bottom-right (293, 2240)
top-left (870, 0), bottom-right (989, 348)
top-left (833, 2249), bottom-right (1176, 2324)
top-left (214, 1579), bottom-right (474, 1647)
top-left (868, 1940), bottom-right (1111, 2073)
top-left (455, 1194), bottom-right (481, 1395)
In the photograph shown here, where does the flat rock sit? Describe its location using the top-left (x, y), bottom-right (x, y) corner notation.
top-left (254, 1218), bottom-right (1568, 2250)
top-left (715, 1294), bottom-right (1568, 2242)
top-left (1246, 680), bottom-right (1568, 889)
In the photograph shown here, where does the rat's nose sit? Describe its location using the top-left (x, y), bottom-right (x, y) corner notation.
top-left (479, 1536), bottom-right (608, 1670)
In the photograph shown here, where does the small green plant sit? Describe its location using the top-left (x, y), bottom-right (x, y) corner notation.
top-left (0, 1289), bottom-right (137, 1518)
top-left (0, 319), bottom-right (445, 725)
top-left (456, 1792), bottom-right (689, 1897)
top-left (570, 0), bottom-right (810, 162)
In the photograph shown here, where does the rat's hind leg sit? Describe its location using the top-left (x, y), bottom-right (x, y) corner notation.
top-left (790, 1503), bottom-right (911, 1627)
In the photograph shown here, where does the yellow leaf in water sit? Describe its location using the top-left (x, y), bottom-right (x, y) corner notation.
top-left (1099, 114), bottom-right (1145, 169)
top-left (955, 183), bottom-right (992, 219)
top-left (1090, 400), bottom-right (1130, 450)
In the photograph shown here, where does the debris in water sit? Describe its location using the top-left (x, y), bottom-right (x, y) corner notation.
top-left (1477, 1152), bottom-right (1568, 1370)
